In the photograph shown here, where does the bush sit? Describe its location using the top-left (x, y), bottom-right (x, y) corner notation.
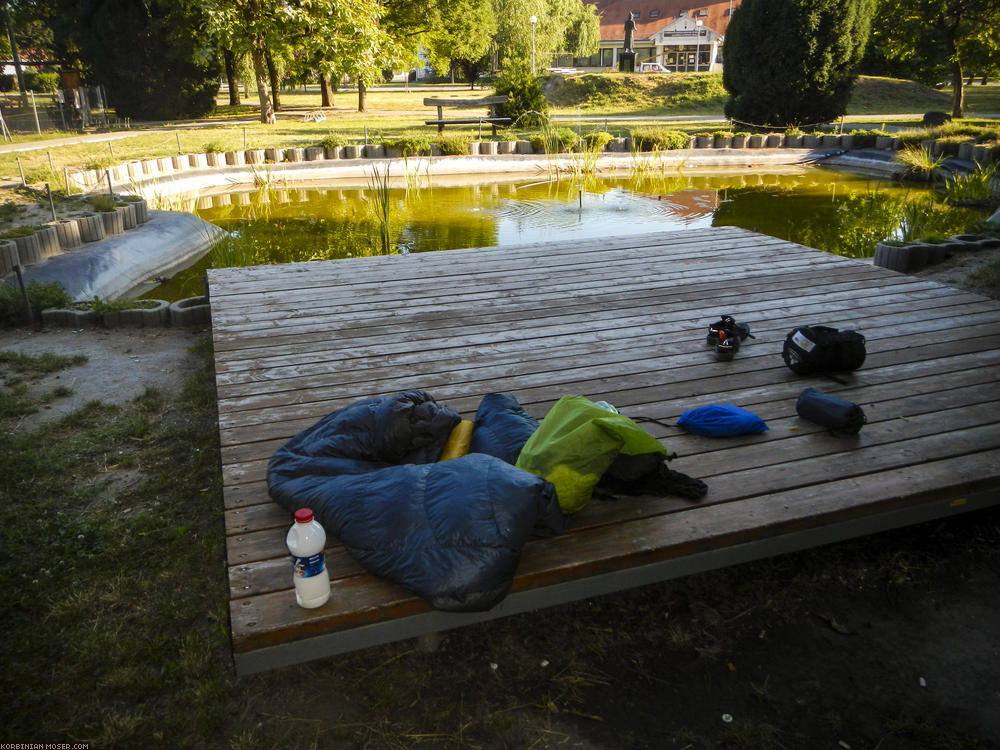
top-left (25, 72), bottom-right (59, 93)
top-left (83, 156), bottom-right (119, 171)
top-left (434, 133), bottom-right (472, 155)
top-left (582, 131), bottom-right (614, 151)
top-left (201, 141), bottom-right (226, 153)
top-left (936, 135), bottom-right (967, 157)
top-left (0, 281), bottom-right (71, 328)
top-left (0, 75), bottom-right (13, 92)
top-left (91, 195), bottom-right (116, 212)
top-left (321, 134), bottom-right (348, 150)
top-left (848, 128), bottom-right (887, 148)
top-left (555, 127), bottom-right (580, 152)
top-left (629, 127), bottom-right (690, 151)
top-left (381, 135), bottom-right (432, 156)
top-left (493, 62), bottom-right (549, 128)
top-left (1, 227), bottom-right (36, 239)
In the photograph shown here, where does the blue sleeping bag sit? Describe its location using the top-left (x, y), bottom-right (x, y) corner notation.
top-left (267, 390), bottom-right (562, 612)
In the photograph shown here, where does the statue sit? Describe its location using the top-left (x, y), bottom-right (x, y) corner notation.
top-left (624, 14), bottom-right (636, 52)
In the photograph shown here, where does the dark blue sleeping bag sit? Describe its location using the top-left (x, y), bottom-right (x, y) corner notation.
top-left (267, 390), bottom-right (562, 612)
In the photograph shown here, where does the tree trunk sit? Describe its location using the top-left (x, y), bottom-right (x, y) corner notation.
top-left (250, 47), bottom-right (275, 124)
top-left (358, 79), bottom-right (367, 112)
top-left (320, 75), bottom-right (334, 107)
top-left (950, 60), bottom-right (964, 119)
top-left (265, 49), bottom-right (280, 111)
top-left (2, 5), bottom-right (28, 107)
top-left (223, 49), bottom-right (241, 106)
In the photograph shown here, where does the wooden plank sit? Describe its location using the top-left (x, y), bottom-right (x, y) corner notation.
top-left (211, 300), bottom-right (1000, 407)
top-left (213, 322), bottom-right (1000, 448)
top-left (423, 96), bottom-right (508, 107)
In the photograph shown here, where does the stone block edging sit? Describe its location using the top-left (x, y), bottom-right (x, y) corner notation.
top-left (41, 297), bottom-right (200, 329)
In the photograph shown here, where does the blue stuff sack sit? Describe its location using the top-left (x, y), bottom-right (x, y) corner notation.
top-left (676, 404), bottom-right (769, 437)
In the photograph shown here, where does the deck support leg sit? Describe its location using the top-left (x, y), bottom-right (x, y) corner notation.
top-left (417, 631), bottom-right (441, 653)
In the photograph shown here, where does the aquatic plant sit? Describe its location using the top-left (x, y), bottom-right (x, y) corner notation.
top-left (943, 162), bottom-right (999, 205)
top-left (894, 145), bottom-right (943, 180)
top-left (367, 161), bottom-right (393, 254)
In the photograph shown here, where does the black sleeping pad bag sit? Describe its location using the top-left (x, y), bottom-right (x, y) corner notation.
top-left (267, 390), bottom-right (563, 612)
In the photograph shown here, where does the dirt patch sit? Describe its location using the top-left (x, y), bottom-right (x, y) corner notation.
top-left (0, 325), bottom-right (204, 432)
top-left (913, 243), bottom-right (1000, 297)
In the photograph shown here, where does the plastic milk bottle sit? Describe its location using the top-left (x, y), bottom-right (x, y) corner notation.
top-left (286, 508), bottom-right (330, 608)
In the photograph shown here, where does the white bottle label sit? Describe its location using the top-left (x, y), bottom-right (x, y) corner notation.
top-left (791, 330), bottom-right (816, 352)
top-left (293, 552), bottom-right (326, 578)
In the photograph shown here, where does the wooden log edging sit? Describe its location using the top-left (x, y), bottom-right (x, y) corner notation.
top-left (71, 130), bottom-right (965, 192)
top-left (874, 234), bottom-right (1000, 273)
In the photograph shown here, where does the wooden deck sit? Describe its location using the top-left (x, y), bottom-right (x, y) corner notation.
top-left (207, 226), bottom-right (1000, 675)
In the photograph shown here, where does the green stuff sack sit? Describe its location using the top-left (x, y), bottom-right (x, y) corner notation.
top-left (515, 395), bottom-right (667, 514)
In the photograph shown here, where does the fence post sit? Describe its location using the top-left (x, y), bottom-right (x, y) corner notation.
top-left (46, 183), bottom-right (57, 221)
top-left (16, 157), bottom-right (26, 186)
top-left (30, 91), bottom-right (40, 134)
top-left (64, 167), bottom-right (70, 195)
top-left (56, 91), bottom-right (66, 130)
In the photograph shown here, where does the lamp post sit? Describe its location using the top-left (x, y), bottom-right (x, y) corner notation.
top-left (695, 19), bottom-right (703, 72)
top-left (530, 15), bottom-right (537, 75)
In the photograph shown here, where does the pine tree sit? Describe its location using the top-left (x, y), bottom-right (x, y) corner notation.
top-left (723, 0), bottom-right (876, 128)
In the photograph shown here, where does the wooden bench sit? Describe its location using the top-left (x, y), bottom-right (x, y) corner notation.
top-left (424, 95), bottom-right (512, 135)
top-left (209, 227), bottom-right (1000, 675)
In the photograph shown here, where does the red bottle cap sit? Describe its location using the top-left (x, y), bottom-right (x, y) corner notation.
top-left (294, 508), bottom-right (314, 524)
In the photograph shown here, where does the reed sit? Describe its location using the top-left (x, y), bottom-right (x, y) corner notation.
top-left (367, 161), bottom-right (393, 254)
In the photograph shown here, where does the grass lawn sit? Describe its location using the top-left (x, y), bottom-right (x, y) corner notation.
top-left (0, 75), bottom-right (997, 191)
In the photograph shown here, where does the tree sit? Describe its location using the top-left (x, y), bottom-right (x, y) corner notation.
top-left (492, 0), bottom-right (600, 70)
top-left (423, 0), bottom-right (497, 87)
top-left (201, 0), bottom-right (395, 120)
top-left (67, 0), bottom-right (220, 120)
top-left (872, 0), bottom-right (1000, 117)
top-left (723, 0), bottom-right (876, 128)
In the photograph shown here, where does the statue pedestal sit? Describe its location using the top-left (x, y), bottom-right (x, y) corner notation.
top-left (618, 52), bottom-right (636, 73)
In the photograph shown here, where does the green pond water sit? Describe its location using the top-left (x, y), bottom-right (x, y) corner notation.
top-left (146, 168), bottom-right (986, 301)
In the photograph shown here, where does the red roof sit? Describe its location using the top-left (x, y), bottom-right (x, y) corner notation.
top-left (591, 0), bottom-right (741, 42)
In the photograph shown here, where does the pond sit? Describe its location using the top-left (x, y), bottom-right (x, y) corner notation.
top-left (143, 168), bottom-right (987, 301)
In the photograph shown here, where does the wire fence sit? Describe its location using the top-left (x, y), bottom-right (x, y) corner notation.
top-left (0, 85), bottom-right (112, 137)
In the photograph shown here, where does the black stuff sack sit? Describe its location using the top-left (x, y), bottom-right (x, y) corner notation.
top-left (796, 386), bottom-right (866, 435)
top-left (782, 325), bottom-right (866, 377)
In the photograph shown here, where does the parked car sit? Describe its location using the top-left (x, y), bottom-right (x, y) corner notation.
top-left (638, 62), bottom-right (671, 73)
